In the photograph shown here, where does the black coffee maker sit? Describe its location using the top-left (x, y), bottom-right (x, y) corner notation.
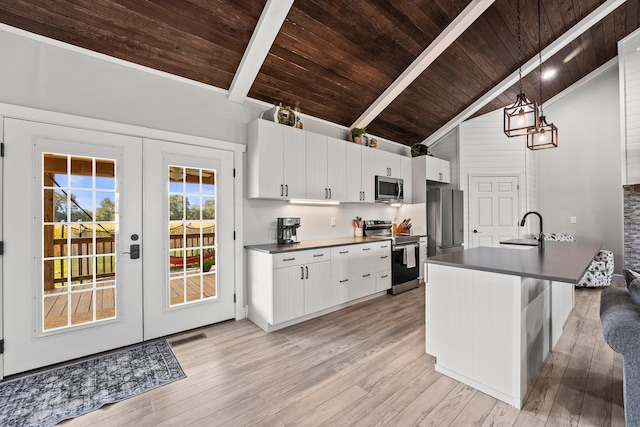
top-left (277, 217), bottom-right (301, 244)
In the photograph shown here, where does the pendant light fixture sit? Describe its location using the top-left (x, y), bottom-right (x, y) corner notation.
top-left (504, 0), bottom-right (539, 138)
top-left (527, 0), bottom-right (558, 150)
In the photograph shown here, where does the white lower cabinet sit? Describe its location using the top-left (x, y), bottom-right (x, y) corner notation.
top-left (247, 240), bottom-right (392, 332)
top-left (303, 261), bottom-right (332, 314)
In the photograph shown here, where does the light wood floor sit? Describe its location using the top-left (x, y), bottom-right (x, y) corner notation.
top-left (62, 283), bottom-right (625, 427)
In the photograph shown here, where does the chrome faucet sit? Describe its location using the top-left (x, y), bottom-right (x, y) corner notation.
top-left (520, 211), bottom-right (544, 248)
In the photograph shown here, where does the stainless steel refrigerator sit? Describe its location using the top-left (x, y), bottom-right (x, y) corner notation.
top-left (427, 188), bottom-right (464, 256)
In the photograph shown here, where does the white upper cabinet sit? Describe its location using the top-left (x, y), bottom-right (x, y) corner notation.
top-left (305, 134), bottom-right (346, 201)
top-left (282, 126), bottom-right (306, 199)
top-left (248, 119), bottom-right (409, 203)
top-left (373, 148), bottom-right (402, 178)
top-left (425, 155), bottom-right (451, 183)
top-left (345, 143), bottom-right (364, 202)
top-left (412, 155), bottom-right (451, 203)
top-left (401, 156), bottom-right (413, 204)
top-left (360, 146), bottom-right (377, 202)
top-left (327, 137), bottom-right (347, 201)
top-left (247, 120), bottom-right (306, 199)
top-left (305, 132), bottom-right (329, 200)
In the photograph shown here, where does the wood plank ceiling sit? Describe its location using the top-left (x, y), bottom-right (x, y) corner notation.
top-left (0, 0), bottom-right (639, 146)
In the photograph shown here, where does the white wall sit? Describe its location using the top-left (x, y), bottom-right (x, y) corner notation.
top-left (459, 110), bottom-right (532, 246)
top-left (537, 63), bottom-right (623, 271)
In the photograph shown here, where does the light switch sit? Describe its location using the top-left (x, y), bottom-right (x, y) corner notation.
top-left (570, 216), bottom-right (577, 224)
top-left (331, 217), bottom-right (336, 227)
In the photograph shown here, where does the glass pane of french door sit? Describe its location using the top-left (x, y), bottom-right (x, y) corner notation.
top-left (42, 153), bottom-right (117, 330)
top-left (168, 166), bottom-right (217, 305)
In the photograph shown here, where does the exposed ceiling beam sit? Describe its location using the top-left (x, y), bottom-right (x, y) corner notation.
top-left (423, 0), bottom-right (627, 146)
top-left (350, 0), bottom-right (495, 130)
top-left (228, 0), bottom-right (293, 103)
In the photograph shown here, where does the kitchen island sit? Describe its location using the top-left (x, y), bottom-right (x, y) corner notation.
top-left (425, 241), bottom-right (601, 408)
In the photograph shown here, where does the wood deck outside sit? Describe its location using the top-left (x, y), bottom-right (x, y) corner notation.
top-left (60, 282), bottom-right (624, 426)
top-left (44, 272), bottom-right (217, 329)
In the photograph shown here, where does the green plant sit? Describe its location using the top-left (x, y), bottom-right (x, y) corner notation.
top-left (411, 143), bottom-right (430, 157)
top-left (202, 257), bottom-right (215, 272)
top-left (351, 127), bottom-right (366, 138)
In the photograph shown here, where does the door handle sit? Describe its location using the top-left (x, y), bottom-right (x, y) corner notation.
top-left (123, 244), bottom-right (140, 259)
top-left (325, 188), bottom-right (328, 199)
top-left (305, 266), bottom-right (309, 279)
top-left (473, 229), bottom-right (481, 233)
top-left (281, 184), bottom-right (284, 197)
top-left (301, 266), bottom-right (304, 279)
top-left (329, 188), bottom-right (332, 199)
top-left (285, 184), bottom-right (288, 197)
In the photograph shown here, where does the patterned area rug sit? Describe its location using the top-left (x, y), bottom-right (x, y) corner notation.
top-left (0, 340), bottom-right (185, 427)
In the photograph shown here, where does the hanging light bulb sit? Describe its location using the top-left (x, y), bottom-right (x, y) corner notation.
top-left (526, 0), bottom-right (558, 150)
top-left (504, 0), bottom-right (539, 138)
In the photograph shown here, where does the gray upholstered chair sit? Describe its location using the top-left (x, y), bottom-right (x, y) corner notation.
top-left (533, 233), bottom-right (613, 287)
top-left (600, 271), bottom-right (640, 426)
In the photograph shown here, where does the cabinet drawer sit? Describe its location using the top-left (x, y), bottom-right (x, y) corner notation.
top-left (374, 241), bottom-right (392, 252)
top-left (273, 248), bottom-right (330, 269)
top-left (376, 270), bottom-right (391, 292)
top-left (375, 251), bottom-right (391, 272)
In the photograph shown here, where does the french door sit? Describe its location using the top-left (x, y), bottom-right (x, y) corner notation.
top-left (142, 139), bottom-right (235, 339)
top-left (2, 120), bottom-right (235, 376)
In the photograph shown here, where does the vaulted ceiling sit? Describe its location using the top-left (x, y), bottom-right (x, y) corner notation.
top-left (1, 0), bottom-right (638, 146)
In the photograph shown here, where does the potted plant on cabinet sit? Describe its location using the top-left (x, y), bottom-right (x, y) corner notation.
top-left (350, 128), bottom-right (366, 145)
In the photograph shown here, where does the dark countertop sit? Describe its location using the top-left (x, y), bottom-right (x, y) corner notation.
top-left (426, 241), bottom-right (602, 283)
top-left (245, 236), bottom-right (392, 254)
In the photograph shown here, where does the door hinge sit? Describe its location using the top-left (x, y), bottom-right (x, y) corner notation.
top-left (233, 294), bottom-right (236, 303)
top-left (0, 339), bottom-right (4, 354)
top-left (233, 231), bottom-right (236, 240)
top-left (233, 168), bottom-right (236, 178)
top-left (1, 142), bottom-right (4, 157)
top-left (0, 241), bottom-right (4, 255)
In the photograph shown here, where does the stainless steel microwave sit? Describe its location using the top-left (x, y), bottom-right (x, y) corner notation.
top-left (375, 176), bottom-right (403, 203)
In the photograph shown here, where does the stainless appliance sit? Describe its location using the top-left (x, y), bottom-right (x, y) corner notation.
top-left (427, 188), bottom-right (464, 256)
top-left (277, 217), bottom-right (301, 244)
top-left (363, 220), bottom-right (420, 295)
top-left (375, 176), bottom-right (403, 203)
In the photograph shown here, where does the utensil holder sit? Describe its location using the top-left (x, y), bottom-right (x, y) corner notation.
top-left (354, 228), bottom-right (363, 237)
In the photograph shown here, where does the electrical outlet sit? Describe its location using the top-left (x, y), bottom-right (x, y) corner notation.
top-left (570, 216), bottom-right (577, 224)
top-left (331, 217), bottom-right (336, 227)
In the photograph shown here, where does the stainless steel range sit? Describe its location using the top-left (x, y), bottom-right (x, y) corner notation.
top-left (363, 220), bottom-right (420, 295)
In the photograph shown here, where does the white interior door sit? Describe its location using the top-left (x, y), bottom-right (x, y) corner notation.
top-left (469, 176), bottom-right (520, 247)
top-left (142, 139), bottom-right (235, 339)
top-left (3, 119), bottom-right (143, 376)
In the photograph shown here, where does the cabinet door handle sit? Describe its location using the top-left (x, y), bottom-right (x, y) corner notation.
top-left (439, 172), bottom-right (443, 180)
top-left (285, 184), bottom-right (288, 197)
top-left (280, 184), bottom-right (284, 197)
top-left (329, 188), bottom-right (332, 199)
top-left (305, 266), bottom-right (309, 279)
top-left (362, 248), bottom-right (371, 251)
top-left (283, 257), bottom-right (296, 261)
top-left (381, 274), bottom-right (389, 279)
top-left (325, 188), bottom-right (328, 199)
top-left (313, 254), bottom-right (324, 257)
top-left (339, 279), bottom-right (349, 283)
top-left (381, 255), bottom-right (388, 259)
top-left (301, 266), bottom-right (304, 279)
top-left (339, 250), bottom-right (349, 254)
top-left (363, 273), bottom-right (371, 278)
